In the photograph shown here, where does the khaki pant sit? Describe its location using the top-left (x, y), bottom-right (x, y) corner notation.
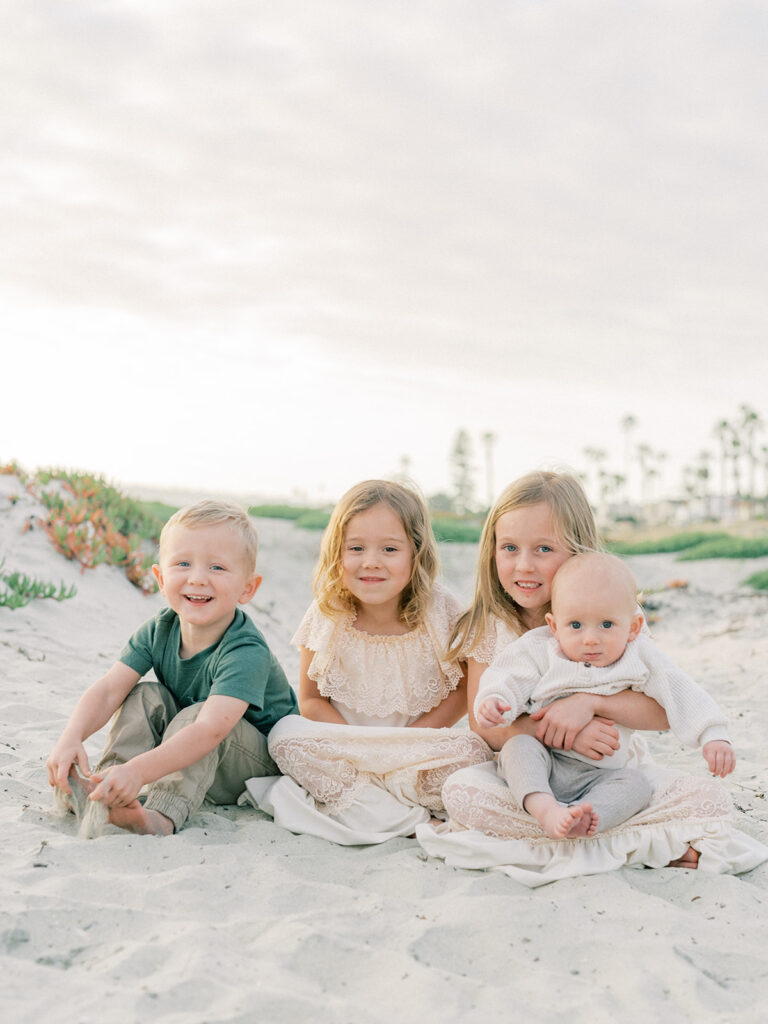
top-left (96, 681), bottom-right (278, 831)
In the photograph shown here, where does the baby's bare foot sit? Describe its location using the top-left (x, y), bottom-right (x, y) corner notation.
top-left (668, 846), bottom-right (700, 869)
top-left (540, 801), bottom-right (598, 840)
top-left (108, 801), bottom-right (174, 836)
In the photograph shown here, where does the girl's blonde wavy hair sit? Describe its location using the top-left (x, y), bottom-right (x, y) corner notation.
top-left (315, 480), bottom-right (438, 628)
top-left (451, 470), bottom-right (599, 656)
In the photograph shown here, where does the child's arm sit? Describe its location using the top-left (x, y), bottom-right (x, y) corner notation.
top-left (530, 690), bottom-right (670, 751)
top-left (466, 657), bottom-right (546, 749)
top-left (297, 646), bottom-right (347, 725)
top-left (47, 661), bottom-right (141, 793)
top-left (409, 663), bottom-right (468, 728)
top-left (88, 693), bottom-right (249, 807)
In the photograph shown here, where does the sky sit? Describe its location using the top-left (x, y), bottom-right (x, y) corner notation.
top-left (4, 0), bottom-right (768, 508)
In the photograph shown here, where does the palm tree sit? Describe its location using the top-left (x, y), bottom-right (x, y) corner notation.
top-left (739, 404), bottom-right (764, 506)
top-left (620, 415), bottom-right (637, 502)
top-left (480, 431), bottom-right (497, 510)
top-left (696, 450), bottom-right (712, 514)
top-left (583, 447), bottom-right (608, 508)
top-left (713, 419), bottom-right (733, 518)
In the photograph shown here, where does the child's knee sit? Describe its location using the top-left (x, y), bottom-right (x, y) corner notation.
top-left (164, 702), bottom-right (205, 736)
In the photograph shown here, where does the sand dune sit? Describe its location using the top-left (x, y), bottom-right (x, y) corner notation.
top-left (2, 475), bottom-right (767, 1022)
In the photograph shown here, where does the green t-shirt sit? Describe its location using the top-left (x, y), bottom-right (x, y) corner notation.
top-left (119, 607), bottom-right (298, 736)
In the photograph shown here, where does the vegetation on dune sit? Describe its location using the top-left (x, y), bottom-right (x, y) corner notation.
top-left (431, 515), bottom-right (483, 544)
top-left (676, 536), bottom-right (768, 560)
top-left (608, 532), bottom-right (732, 555)
top-left (1, 464), bottom-right (178, 593)
top-left (248, 504), bottom-right (311, 521)
top-left (744, 569), bottom-right (768, 591)
top-left (0, 558), bottom-right (76, 609)
top-left (609, 529), bottom-right (768, 563)
top-left (249, 503), bottom-right (483, 542)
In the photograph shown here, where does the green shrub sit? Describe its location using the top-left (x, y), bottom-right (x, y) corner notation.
top-left (294, 509), bottom-right (332, 530)
top-left (249, 504), bottom-right (308, 521)
top-left (745, 569), bottom-right (768, 591)
top-left (432, 518), bottom-right (483, 543)
top-left (0, 560), bottom-right (76, 610)
top-left (678, 536), bottom-right (768, 560)
top-left (608, 531), bottom-right (731, 555)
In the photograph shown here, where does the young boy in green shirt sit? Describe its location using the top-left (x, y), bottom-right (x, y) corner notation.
top-left (47, 500), bottom-right (298, 835)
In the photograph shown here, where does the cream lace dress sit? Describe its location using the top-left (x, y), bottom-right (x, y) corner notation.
top-left (242, 585), bottom-right (492, 845)
top-left (416, 616), bottom-right (768, 886)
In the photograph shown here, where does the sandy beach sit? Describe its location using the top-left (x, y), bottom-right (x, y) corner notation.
top-left (2, 475), bottom-right (768, 1023)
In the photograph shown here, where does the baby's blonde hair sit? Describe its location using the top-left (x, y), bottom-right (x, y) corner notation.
top-left (551, 551), bottom-right (637, 615)
top-left (451, 470), bottom-right (599, 655)
top-left (314, 479), bottom-right (438, 628)
top-left (158, 500), bottom-right (259, 574)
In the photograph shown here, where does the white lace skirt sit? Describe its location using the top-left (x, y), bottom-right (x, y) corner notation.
top-left (417, 745), bottom-right (768, 887)
top-left (241, 715), bottom-right (493, 846)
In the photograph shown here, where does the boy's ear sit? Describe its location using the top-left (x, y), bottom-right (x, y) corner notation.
top-left (545, 612), bottom-right (557, 635)
top-left (239, 574), bottom-right (262, 603)
top-left (628, 612), bottom-right (644, 641)
top-left (152, 564), bottom-right (164, 591)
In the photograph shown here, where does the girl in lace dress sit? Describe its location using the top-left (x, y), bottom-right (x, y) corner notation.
top-left (243, 480), bottom-right (492, 845)
top-left (417, 471), bottom-right (768, 885)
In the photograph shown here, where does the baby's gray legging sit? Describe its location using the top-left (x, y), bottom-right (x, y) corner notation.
top-left (498, 734), bottom-right (653, 833)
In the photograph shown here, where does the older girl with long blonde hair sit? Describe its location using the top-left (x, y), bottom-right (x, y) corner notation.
top-left (419, 471), bottom-right (767, 884)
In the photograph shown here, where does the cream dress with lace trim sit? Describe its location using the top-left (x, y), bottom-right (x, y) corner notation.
top-left (242, 585), bottom-right (492, 845)
top-left (416, 615), bottom-right (768, 886)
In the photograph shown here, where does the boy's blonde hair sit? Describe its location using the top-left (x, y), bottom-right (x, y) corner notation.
top-left (451, 470), bottom-right (599, 655)
top-left (158, 500), bottom-right (259, 574)
top-left (315, 479), bottom-right (438, 628)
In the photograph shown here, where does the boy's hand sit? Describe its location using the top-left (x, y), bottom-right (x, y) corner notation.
top-left (530, 694), bottom-right (599, 751)
top-left (89, 762), bottom-right (145, 807)
top-left (570, 717), bottom-right (621, 761)
top-left (703, 740), bottom-right (735, 778)
top-left (476, 697), bottom-right (511, 728)
top-left (46, 740), bottom-right (91, 793)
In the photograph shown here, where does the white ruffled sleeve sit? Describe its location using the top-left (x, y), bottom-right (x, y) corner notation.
top-left (291, 601), bottom-right (340, 687)
top-left (423, 584), bottom-right (464, 690)
top-left (462, 615), bottom-right (521, 666)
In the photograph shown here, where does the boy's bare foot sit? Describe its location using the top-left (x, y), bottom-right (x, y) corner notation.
top-left (55, 770), bottom-right (92, 819)
top-left (107, 801), bottom-right (175, 836)
top-left (539, 801), bottom-right (598, 840)
top-left (668, 846), bottom-right (700, 869)
top-left (73, 770), bottom-right (174, 836)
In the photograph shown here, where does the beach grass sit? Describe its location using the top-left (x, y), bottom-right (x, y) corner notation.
top-left (608, 531), bottom-right (732, 555)
top-left (12, 468), bottom-right (172, 592)
top-left (609, 530), bottom-right (768, 561)
top-left (743, 569), bottom-right (768, 591)
top-left (250, 503), bottom-right (483, 541)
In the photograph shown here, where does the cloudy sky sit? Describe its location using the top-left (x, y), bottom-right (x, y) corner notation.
top-left (4, 1), bottom-right (767, 506)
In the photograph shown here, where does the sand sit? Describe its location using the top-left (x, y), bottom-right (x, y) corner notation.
top-left (2, 474), bottom-right (768, 1023)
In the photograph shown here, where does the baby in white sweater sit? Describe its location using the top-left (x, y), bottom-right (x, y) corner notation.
top-left (476, 552), bottom-right (735, 840)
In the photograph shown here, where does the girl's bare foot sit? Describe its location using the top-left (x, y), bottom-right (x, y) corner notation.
top-left (539, 801), bottom-right (598, 839)
top-left (668, 846), bottom-right (700, 869)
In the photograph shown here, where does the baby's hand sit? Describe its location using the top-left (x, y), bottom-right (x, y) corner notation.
top-left (46, 739), bottom-right (91, 793)
top-left (702, 740), bottom-right (735, 778)
top-left (476, 697), bottom-right (511, 729)
top-left (88, 762), bottom-right (144, 807)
